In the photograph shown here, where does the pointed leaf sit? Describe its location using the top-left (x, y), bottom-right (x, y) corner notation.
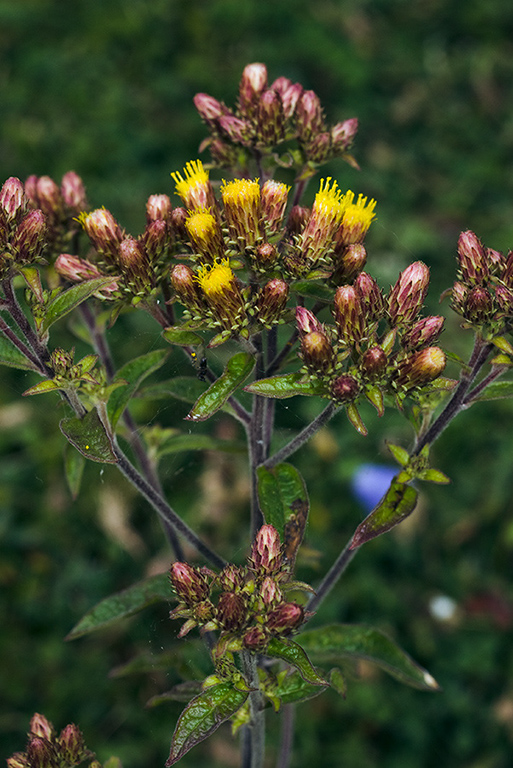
top-left (245, 372), bottom-right (327, 399)
top-left (472, 380), bottom-right (513, 402)
top-left (157, 433), bottom-right (245, 457)
top-left (41, 277), bottom-right (115, 332)
top-left (137, 376), bottom-right (209, 404)
top-left (107, 349), bottom-right (169, 428)
top-left (66, 572), bottom-right (171, 639)
top-left (64, 442), bottom-right (86, 499)
top-left (421, 468), bottom-right (450, 484)
top-left (298, 624), bottom-right (440, 691)
top-left (60, 408), bottom-right (117, 464)
top-left (165, 683), bottom-right (248, 766)
top-left (147, 682), bottom-right (203, 707)
top-left (266, 637), bottom-right (327, 686)
top-left (256, 463), bottom-right (308, 547)
top-left (386, 441), bottom-right (410, 467)
top-left (273, 670), bottom-right (328, 706)
top-left (0, 333), bottom-right (40, 371)
top-left (19, 265), bottom-right (45, 303)
top-left (492, 335), bottom-right (513, 356)
top-left (350, 478), bottom-right (418, 549)
top-left (163, 327), bottom-right (205, 346)
top-left (292, 280), bottom-right (335, 301)
top-left (329, 668), bottom-right (347, 697)
top-left (23, 378), bottom-right (63, 396)
top-left (186, 352), bottom-right (254, 422)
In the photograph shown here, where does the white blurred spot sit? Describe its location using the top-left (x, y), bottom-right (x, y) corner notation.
top-left (429, 594), bottom-right (458, 621)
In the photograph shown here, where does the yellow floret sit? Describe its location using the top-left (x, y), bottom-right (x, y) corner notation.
top-left (221, 178), bottom-right (261, 207)
top-left (172, 160), bottom-right (209, 200)
top-left (196, 258), bottom-right (235, 298)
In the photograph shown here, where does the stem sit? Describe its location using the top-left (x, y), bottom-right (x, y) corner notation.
top-left (463, 364), bottom-right (507, 405)
top-left (262, 402), bottom-right (339, 470)
top-left (248, 334), bottom-right (266, 536)
top-left (266, 328), bottom-right (298, 376)
top-left (413, 336), bottom-right (493, 456)
top-left (1, 276), bottom-right (49, 362)
top-left (0, 315), bottom-right (46, 373)
top-left (276, 705), bottom-right (295, 768)
top-left (241, 652), bottom-right (265, 768)
top-left (307, 539), bottom-right (359, 616)
top-left (114, 446), bottom-right (226, 569)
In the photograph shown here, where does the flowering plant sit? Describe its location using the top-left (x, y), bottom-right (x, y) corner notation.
top-left (5, 63), bottom-right (513, 768)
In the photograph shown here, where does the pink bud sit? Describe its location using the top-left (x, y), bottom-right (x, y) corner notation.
top-left (295, 306), bottom-right (323, 335)
top-left (146, 194), bottom-right (172, 223)
top-left (193, 93), bottom-right (229, 123)
top-left (169, 562), bottom-right (211, 605)
top-left (218, 115), bottom-right (252, 145)
top-left (61, 171), bottom-right (87, 213)
top-left (36, 175), bottom-right (62, 218)
top-left (331, 117), bottom-right (358, 151)
top-left (216, 592), bottom-right (248, 630)
top-left (55, 253), bottom-right (102, 282)
top-left (12, 209), bottom-right (47, 262)
top-left (388, 261), bottom-right (430, 325)
top-left (29, 713), bottom-right (55, 740)
top-left (457, 230), bottom-right (488, 284)
top-left (0, 177), bottom-right (26, 219)
top-left (243, 625), bottom-right (269, 651)
top-left (330, 374), bottom-right (360, 403)
top-left (250, 524), bottom-right (282, 573)
top-left (360, 346), bottom-right (388, 379)
top-left (267, 602), bottom-right (304, 633)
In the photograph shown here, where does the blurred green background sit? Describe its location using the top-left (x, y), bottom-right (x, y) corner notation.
top-left (2, 0), bottom-right (513, 765)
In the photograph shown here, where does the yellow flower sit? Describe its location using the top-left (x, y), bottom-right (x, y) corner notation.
top-left (221, 178), bottom-right (262, 248)
top-left (185, 208), bottom-right (223, 261)
top-left (195, 258), bottom-right (246, 330)
top-left (336, 191), bottom-right (377, 246)
top-left (171, 160), bottom-right (216, 211)
top-left (299, 178), bottom-right (346, 271)
top-left (196, 258), bottom-right (235, 298)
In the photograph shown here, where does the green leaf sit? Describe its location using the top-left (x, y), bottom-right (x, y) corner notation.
top-left (137, 376), bottom-right (209, 403)
top-left (266, 637), bottom-right (327, 686)
top-left (245, 372), bottom-right (327, 399)
top-left (298, 624), bottom-right (440, 691)
top-left (107, 349), bottom-right (169, 428)
top-left (386, 441), bottom-right (410, 467)
top-left (60, 408), bottom-right (118, 464)
top-left (165, 683), bottom-right (248, 766)
top-left (492, 335), bottom-right (513, 356)
top-left (292, 280), bottom-right (335, 301)
top-left (186, 351), bottom-right (254, 422)
top-left (157, 433), bottom-right (245, 457)
top-left (19, 266), bottom-right (44, 303)
top-left (472, 380), bottom-right (513, 401)
top-left (421, 468), bottom-right (450, 484)
top-left (0, 333), bottom-right (40, 371)
top-left (111, 643), bottom-right (209, 681)
top-left (66, 573), bottom-right (171, 640)
top-left (163, 326), bottom-right (204, 346)
top-left (329, 668), bottom-right (347, 697)
top-left (147, 682), bottom-right (204, 707)
top-left (272, 670), bottom-right (327, 706)
top-left (41, 277), bottom-right (116, 332)
top-left (350, 478), bottom-right (418, 548)
top-left (23, 378), bottom-right (63, 396)
top-left (64, 442), bottom-right (85, 499)
top-left (256, 463), bottom-right (308, 550)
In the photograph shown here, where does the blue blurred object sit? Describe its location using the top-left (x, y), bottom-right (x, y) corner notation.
top-left (351, 464), bottom-right (397, 513)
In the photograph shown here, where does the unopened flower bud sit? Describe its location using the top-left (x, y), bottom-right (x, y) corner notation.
top-left (401, 315), bottom-right (445, 350)
top-left (1, 177), bottom-right (26, 220)
top-left (360, 346), bottom-right (388, 379)
top-left (193, 92), bottom-right (230, 124)
top-left (118, 237), bottom-right (149, 281)
top-left (457, 230), bottom-right (488, 284)
top-left (218, 564), bottom-right (246, 592)
top-left (58, 723), bottom-right (87, 763)
top-left (261, 180), bottom-right (289, 234)
top-left (450, 280), bottom-right (468, 314)
top-left (170, 207), bottom-right (189, 240)
top-left (267, 602), bottom-right (304, 634)
top-left (218, 115), bottom-right (253, 146)
top-left (300, 330), bottom-right (334, 373)
top-left (330, 374), bottom-right (360, 402)
top-left (295, 306), bottom-right (323, 335)
top-left (26, 738), bottom-right (57, 768)
top-left (464, 285), bottom-right (492, 323)
top-left (286, 205), bottom-right (310, 235)
top-left (486, 247), bottom-right (504, 275)
top-left (36, 176), bottom-right (62, 221)
top-left (12, 209), bottom-right (47, 262)
top-left (24, 175), bottom-right (38, 207)
top-left (388, 261), bottom-right (430, 325)
top-left (257, 89), bottom-right (285, 145)
top-left (333, 284), bottom-right (366, 344)
top-left (221, 178), bottom-right (262, 249)
top-left (254, 278), bottom-right (289, 326)
top-left (193, 599), bottom-right (215, 623)
top-left (79, 208), bottom-right (123, 259)
top-left (146, 194), bottom-right (172, 223)
top-left (332, 243), bottom-right (367, 284)
top-left (61, 172), bottom-right (87, 214)
top-left (7, 752), bottom-right (29, 768)
top-left (255, 242), bottom-right (278, 268)
top-left (55, 254), bottom-right (117, 297)
top-left (216, 592), bottom-right (247, 630)
top-left (208, 138), bottom-right (240, 166)
top-left (51, 348), bottom-right (74, 375)
top-left (296, 90), bottom-right (325, 142)
top-left (143, 219), bottom-right (169, 260)
top-left (170, 264), bottom-right (204, 314)
top-left (304, 132), bottom-right (332, 163)
top-left (243, 625), bottom-right (268, 651)
top-left (495, 285), bottom-right (513, 315)
top-left (395, 347), bottom-right (446, 390)
top-left (270, 77), bottom-right (303, 120)
top-left (30, 714), bottom-right (55, 740)
top-left (169, 562), bottom-right (211, 606)
top-left (239, 62), bottom-right (268, 119)
top-left (355, 271), bottom-right (384, 322)
top-left (502, 250), bottom-right (513, 287)
top-left (250, 524), bottom-right (282, 574)
top-left (260, 576), bottom-right (282, 605)
top-left (331, 117), bottom-right (358, 152)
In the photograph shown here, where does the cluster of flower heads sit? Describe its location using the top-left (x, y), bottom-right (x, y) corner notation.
top-left (169, 525), bottom-right (310, 661)
top-left (7, 713), bottom-right (104, 768)
top-left (294, 260), bottom-right (448, 432)
top-left (194, 62), bottom-right (358, 168)
top-left (451, 230), bottom-right (513, 340)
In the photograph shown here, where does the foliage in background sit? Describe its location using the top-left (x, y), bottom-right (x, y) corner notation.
top-left (2, 1), bottom-right (513, 766)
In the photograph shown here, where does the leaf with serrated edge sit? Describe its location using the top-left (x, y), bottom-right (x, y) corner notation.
top-left (186, 351), bottom-right (254, 422)
top-left (266, 637), bottom-right (327, 686)
top-left (66, 573), bottom-right (170, 639)
top-left (60, 408), bottom-right (117, 464)
top-left (350, 479), bottom-right (418, 549)
top-left (165, 683), bottom-right (248, 766)
top-left (41, 277), bottom-right (116, 332)
top-left (298, 624), bottom-right (440, 691)
top-left (107, 349), bottom-right (169, 428)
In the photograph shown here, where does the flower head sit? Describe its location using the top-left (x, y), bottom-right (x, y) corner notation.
top-left (185, 208), bottom-right (223, 261)
top-left (335, 191), bottom-right (377, 247)
top-left (195, 258), bottom-right (246, 329)
top-left (171, 160), bottom-right (216, 211)
top-left (221, 178), bottom-right (262, 248)
top-left (299, 178), bottom-right (346, 269)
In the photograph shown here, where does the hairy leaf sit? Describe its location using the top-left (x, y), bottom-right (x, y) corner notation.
top-left (266, 637), bottom-right (327, 686)
top-left (350, 478), bottom-right (418, 548)
top-left (273, 670), bottom-right (328, 707)
top-left (166, 683), bottom-right (248, 766)
top-left (186, 351), bottom-right (254, 422)
top-left (41, 277), bottom-right (115, 332)
top-left (163, 327), bottom-right (204, 346)
top-left (472, 380), bottom-right (513, 402)
top-left (60, 408), bottom-right (117, 464)
top-left (66, 573), bottom-right (170, 639)
top-left (298, 624), bottom-right (440, 691)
